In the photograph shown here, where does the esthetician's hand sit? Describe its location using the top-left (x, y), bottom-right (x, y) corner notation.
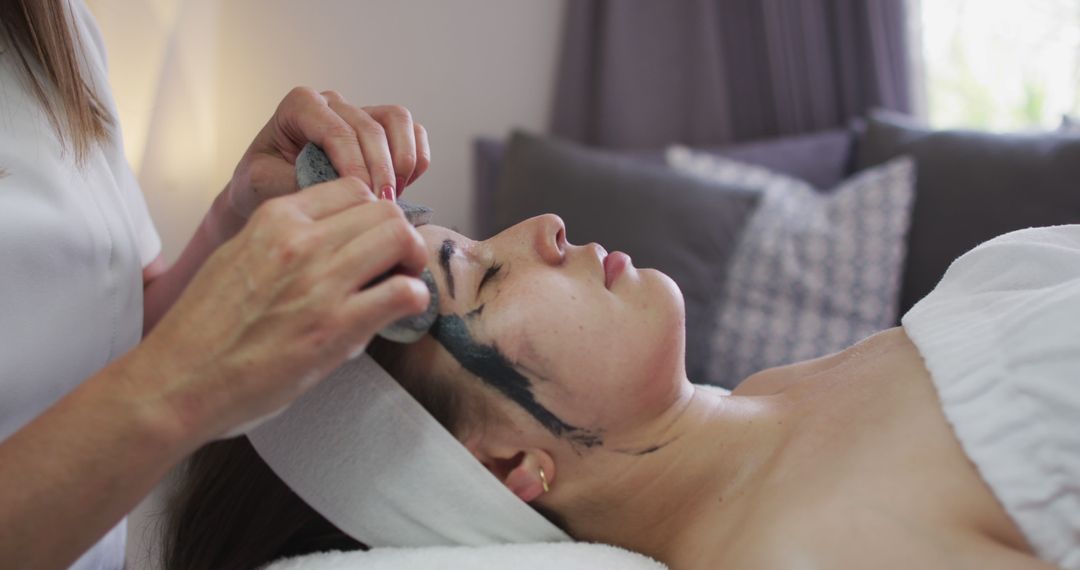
top-left (224, 87), bottom-right (431, 224)
top-left (137, 177), bottom-right (430, 441)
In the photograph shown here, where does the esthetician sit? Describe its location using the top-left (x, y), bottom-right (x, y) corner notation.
top-left (0, 2), bottom-right (433, 568)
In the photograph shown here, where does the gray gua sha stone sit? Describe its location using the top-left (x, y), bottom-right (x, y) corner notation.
top-left (295, 142), bottom-right (434, 225)
top-left (295, 142), bottom-right (439, 344)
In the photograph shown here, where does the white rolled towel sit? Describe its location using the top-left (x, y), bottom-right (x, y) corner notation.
top-left (265, 543), bottom-right (667, 570)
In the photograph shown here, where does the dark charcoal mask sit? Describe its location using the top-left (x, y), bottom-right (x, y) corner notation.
top-left (430, 314), bottom-right (603, 448)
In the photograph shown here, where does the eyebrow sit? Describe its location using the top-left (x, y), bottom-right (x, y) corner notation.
top-left (438, 239), bottom-right (456, 299)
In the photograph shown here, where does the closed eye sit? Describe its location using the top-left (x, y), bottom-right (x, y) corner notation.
top-left (477, 261), bottom-right (503, 298)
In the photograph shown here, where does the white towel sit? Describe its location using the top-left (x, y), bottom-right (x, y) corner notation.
top-left (902, 225), bottom-right (1080, 568)
top-left (248, 355), bottom-right (569, 547)
top-left (265, 543), bottom-right (667, 570)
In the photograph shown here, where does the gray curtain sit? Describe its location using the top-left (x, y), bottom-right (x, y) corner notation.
top-left (552, 0), bottom-right (912, 149)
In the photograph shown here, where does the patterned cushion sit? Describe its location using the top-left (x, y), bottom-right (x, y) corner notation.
top-left (667, 147), bottom-right (916, 388)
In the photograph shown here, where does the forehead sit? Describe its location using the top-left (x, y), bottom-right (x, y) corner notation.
top-left (418, 224), bottom-right (468, 247)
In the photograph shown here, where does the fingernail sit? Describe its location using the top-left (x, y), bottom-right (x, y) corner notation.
top-left (380, 185), bottom-right (396, 202)
top-left (396, 176), bottom-right (407, 196)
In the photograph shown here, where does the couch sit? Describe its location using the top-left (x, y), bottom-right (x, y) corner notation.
top-left (472, 111), bottom-right (1080, 386)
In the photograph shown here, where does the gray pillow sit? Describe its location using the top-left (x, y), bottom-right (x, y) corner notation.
top-left (474, 128), bottom-right (855, 237)
top-left (668, 147), bottom-right (915, 388)
top-left (698, 128), bottom-right (855, 190)
top-left (493, 131), bottom-right (762, 383)
top-left (857, 109), bottom-right (1080, 315)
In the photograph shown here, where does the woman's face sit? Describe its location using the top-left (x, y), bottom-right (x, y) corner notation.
top-left (415, 214), bottom-right (688, 449)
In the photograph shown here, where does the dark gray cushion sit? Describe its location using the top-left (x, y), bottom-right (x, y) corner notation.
top-left (493, 131), bottom-right (762, 383)
top-left (696, 128), bottom-right (855, 190)
top-left (857, 110), bottom-right (1080, 315)
top-left (475, 129), bottom-right (855, 238)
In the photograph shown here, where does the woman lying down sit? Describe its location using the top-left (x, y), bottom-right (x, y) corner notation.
top-left (163, 214), bottom-right (1079, 569)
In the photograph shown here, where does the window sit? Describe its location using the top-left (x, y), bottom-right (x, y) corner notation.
top-left (918, 0), bottom-right (1080, 130)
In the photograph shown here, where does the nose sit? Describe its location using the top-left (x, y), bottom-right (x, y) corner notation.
top-left (531, 214), bottom-right (567, 265)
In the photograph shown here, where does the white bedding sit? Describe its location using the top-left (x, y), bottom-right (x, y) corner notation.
top-left (265, 543), bottom-right (666, 570)
top-left (902, 225), bottom-right (1080, 568)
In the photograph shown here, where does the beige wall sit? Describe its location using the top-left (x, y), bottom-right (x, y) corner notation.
top-left (212, 0), bottom-right (566, 244)
top-left (99, 2), bottom-right (567, 566)
top-left (94, 0), bottom-right (566, 261)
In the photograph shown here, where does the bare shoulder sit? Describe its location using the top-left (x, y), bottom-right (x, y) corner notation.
top-left (701, 328), bottom-right (1054, 570)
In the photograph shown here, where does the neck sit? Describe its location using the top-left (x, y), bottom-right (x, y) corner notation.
top-left (550, 383), bottom-right (795, 565)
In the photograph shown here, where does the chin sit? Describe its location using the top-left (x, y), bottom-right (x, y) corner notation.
top-left (641, 269), bottom-right (688, 372)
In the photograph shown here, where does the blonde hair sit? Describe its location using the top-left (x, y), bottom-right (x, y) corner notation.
top-left (0, 0), bottom-right (112, 163)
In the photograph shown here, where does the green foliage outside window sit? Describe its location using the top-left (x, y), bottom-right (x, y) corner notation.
top-left (921, 0), bottom-right (1080, 130)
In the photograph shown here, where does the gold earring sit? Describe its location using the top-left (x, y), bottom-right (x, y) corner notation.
top-left (539, 467), bottom-right (550, 493)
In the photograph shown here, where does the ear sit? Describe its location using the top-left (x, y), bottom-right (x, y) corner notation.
top-left (464, 437), bottom-right (555, 503)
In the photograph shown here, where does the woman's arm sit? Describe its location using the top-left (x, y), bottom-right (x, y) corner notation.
top-left (0, 350), bottom-right (195, 569)
top-left (142, 90), bottom-right (430, 333)
top-left (0, 175), bottom-right (431, 569)
top-left (0, 91), bottom-right (430, 568)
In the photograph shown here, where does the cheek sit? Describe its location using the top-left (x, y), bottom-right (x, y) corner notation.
top-left (491, 282), bottom-right (601, 370)
top-left (594, 272), bottom-right (687, 421)
top-left (497, 276), bottom-right (684, 428)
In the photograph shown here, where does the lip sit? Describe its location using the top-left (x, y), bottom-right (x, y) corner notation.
top-left (589, 243), bottom-right (609, 287)
top-left (604, 251), bottom-right (631, 289)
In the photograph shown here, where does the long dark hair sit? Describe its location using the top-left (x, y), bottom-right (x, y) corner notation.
top-left (162, 437), bottom-right (365, 570)
top-left (0, 0), bottom-right (112, 163)
top-left (162, 338), bottom-right (478, 569)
